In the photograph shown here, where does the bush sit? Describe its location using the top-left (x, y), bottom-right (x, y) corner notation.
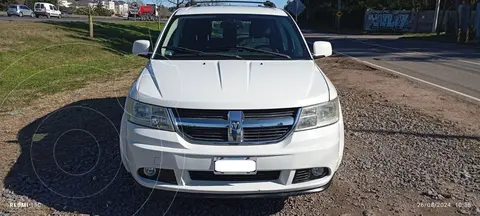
top-left (0, 0), bottom-right (18, 11)
top-left (74, 6), bottom-right (114, 16)
top-left (73, 7), bottom-right (90, 15)
top-left (94, 7), bottom-right (114, 16)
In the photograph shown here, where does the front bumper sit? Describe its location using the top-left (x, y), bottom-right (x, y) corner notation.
top-left (119, 112), bottom-right (344, 196)
top-left (151, 177), bottom-right (333, 199)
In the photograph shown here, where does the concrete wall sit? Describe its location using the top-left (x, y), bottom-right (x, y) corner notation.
top-left (364, 9), bottom-right (478, 33)
top-left (364, 10), bottom-right (416, 32)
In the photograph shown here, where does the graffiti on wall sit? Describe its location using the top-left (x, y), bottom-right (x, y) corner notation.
top-left (365, 11), bottom-right (413, 31)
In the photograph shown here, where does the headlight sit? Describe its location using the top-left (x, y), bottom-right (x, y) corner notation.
top-left (295, 97), bottom-right (340, 131)
top-left (125, 97), bottom-right (174, 131)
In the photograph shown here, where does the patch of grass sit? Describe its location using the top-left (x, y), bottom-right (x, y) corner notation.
top-left (0, 21), bottom-right (164, 111)
top-left (123, 21), bottom-right (165, 30)
top-left (402, 32), bottom-right (444, 37)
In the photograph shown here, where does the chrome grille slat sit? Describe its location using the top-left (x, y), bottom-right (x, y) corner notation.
top-left (244, 134), bottom-right (286, 138)
top-left (243, 109), bottom-right (296, 119)
top-left (176, 118), bottom-right (229, 128)
top-left (244, 126), bottom-right (290, 131)
top-left (170, 108), bottom-right (300, 145)
top-left (242, 118), bottom-right (294, 127)
top-left (174, 118), bottom-right (294, 128)
top-left (172, 109), bottom-right (228, 119)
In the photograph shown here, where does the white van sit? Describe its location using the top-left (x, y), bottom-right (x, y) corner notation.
top-left (34, 2), bottom-right (61, 18)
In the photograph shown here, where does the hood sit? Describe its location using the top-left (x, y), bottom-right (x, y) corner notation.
top-left (129, 60), bottom-right (330, 109)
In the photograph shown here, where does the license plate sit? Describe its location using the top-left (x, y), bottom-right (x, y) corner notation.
top-left (213, 157), bottom-right (257, 175)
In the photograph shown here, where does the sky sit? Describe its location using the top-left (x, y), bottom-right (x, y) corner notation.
top-left (154, 0), bottom-right (290, 8)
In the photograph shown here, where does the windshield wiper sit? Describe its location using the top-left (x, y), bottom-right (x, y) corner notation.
top-left (235, 45), bottom-right (291, 59)
top-left (161, 46), bottom-right (243, 59)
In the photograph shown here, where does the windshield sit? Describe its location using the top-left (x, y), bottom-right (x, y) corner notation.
top-left (153, 14), bottom-right (311, 60)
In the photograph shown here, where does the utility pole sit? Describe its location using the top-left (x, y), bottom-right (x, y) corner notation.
top-left (455, 0), bottom-right (459, 36)
top-left (432, 0), bottom-right (441, 32)
top-left (337, 0), bottom-right (341, 30)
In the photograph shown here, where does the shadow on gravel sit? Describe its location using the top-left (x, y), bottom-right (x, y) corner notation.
top-left (4, 97), bottom-right (286, 215)
top-left (351, 129), bottom-right (480, 140)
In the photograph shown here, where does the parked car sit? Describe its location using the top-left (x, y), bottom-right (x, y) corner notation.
top-left (121, 0), bottom-right (344, 198)
top-left (34, 2), bottom-right (62, 18)
top-left (61, 9), bottom-right (73, 15)
top-left (7, 4), bottom-right (35, 18)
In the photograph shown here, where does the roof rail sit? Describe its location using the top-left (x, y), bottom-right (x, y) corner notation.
top-left (186, 1), bottom-right (276, 8)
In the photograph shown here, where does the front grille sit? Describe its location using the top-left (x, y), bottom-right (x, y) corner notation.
top-left (170, 108), bottom-right (300, 144)
top-left (292, 169), bottom-right (311, 184)
top-left (189, 171), bottom-right (281, 181)
top-left (179, 126), bottom-right (228, 141)
top-left (243, 108), bottom-right (297, 119)
top-left (243, 126), bottom-right (292, 141)
top-left (292, 168), bottom-right (330, 184)
top-left (137, 168), bottom-right (178, 185)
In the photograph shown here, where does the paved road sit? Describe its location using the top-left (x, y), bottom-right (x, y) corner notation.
top-left (304, 33), bottom-right (480, 102)
top-left (0, 15), bottom-right (165, 23)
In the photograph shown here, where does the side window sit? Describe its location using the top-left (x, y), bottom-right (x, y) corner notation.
top-left (160, 18), bottom-right (180, 55)
top-left (41, 4), bottom-right (45, 9)
top-left (237, 21), bottom-right (250, 38)
top-left (50, 5), bottom-right (54, 10)
top-left (275, 21), bottom-right (289, 52)
top-left (278, 19), bottom-right (303, 56)
top-left (21, 6), bottom-right (28, 10)
top-left (211, 21), bottom-right (223, 39)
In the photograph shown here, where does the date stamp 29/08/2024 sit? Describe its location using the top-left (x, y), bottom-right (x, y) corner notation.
top-left (417, 202), bottom-right (473, 208)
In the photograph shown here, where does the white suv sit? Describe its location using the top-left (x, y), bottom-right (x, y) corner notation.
top-left (120, 1), bottom-right (344, 198)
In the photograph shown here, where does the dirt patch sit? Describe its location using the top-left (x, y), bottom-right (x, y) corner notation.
top-left (317, 56), bottom-right (480, 135)
top-left (0, 57), bottom-right (478, 216)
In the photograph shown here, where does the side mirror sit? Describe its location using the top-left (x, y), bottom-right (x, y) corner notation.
top-left (312, 41), bottom-right (333, 59)
top-left (132, 40), bottom-right (151, 58)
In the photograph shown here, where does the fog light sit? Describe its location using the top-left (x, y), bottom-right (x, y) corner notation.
top-left (143, 167), bottom-right (157, 177)
top-left (311, 167), bottom-right (325, 177)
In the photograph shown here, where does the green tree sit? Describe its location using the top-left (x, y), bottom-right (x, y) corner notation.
top-left (167, 0), bottom-right (185, 8)
top-left (0, 0), bottom-right (17, 11)
top-left (287, 0), bottom-right (451, 30)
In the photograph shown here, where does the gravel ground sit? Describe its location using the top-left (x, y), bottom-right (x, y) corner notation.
top-left (0, 57), bottom-right (478, 216)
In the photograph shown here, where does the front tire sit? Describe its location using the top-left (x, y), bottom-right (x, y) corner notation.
top-left (30, 13), bottom-right (35, 18)
top-left (19, 12), bottom-right (23, 17)
top-left (58, 14), bottom-right (61, 19)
